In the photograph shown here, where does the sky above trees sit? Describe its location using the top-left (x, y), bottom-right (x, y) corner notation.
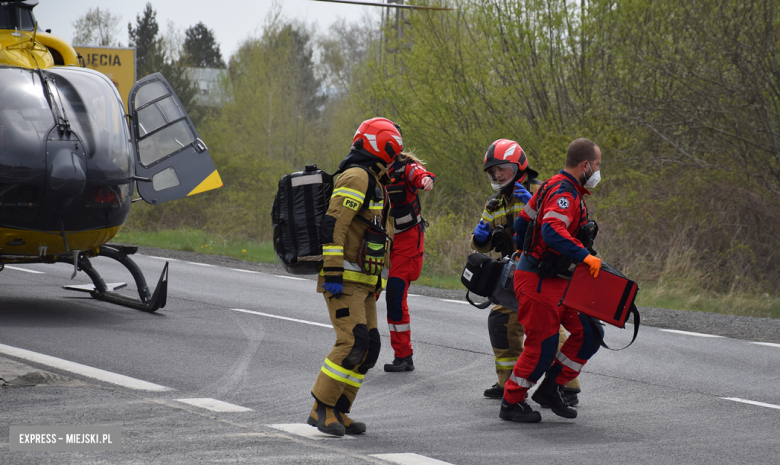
top-left (35, 0), bottom-right (377, 59)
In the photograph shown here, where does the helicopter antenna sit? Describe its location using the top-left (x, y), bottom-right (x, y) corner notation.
top-left (29, 22), bottom-right (41, 69)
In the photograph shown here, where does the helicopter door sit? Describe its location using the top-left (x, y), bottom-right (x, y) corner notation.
top-left (129, 73), bottom-right (222, 204)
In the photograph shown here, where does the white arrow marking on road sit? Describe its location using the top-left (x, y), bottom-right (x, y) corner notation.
top-left (750, 342), bottom-right (780, 348)
top-left (231, 308), bottom-right (332, 328)
top-left (722, 397), bottom-right (780, 410)
top-left (371, 453), bottom-right (455, 464)
top-left (4, 266), bottom-right (45, 274)
top-left (176, 398), bottom-right (253, 412)
top-left (0, 343), bottom-right (171, 391)
top-left (660, 329), bottom-right (724, 338)
top-left (439, 299), bottom-right (469, 305)
top-left (267, 423), bottom-right (355, 440)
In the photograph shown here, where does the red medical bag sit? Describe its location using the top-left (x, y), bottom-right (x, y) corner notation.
top-left (560, 263), bottom-right (640, 349)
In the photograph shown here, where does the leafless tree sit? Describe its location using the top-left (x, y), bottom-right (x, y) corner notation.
top-left (72, 7), bottom-right (122, 47)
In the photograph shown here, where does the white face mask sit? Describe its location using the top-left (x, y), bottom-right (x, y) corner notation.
top-left (584, 162), bottom-right (601, 188)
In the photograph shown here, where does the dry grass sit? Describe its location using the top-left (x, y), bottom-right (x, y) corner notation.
top-left (421, 173), bottom-right (780, 319)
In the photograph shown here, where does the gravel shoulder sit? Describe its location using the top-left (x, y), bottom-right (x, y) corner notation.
top-left (135, 246), bottom-right (780, 344)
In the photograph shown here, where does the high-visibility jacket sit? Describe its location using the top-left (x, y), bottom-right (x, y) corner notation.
top-left (318, 162), bottom-right (394, 292)
top-left (470, 189), bottom-right (525, 256)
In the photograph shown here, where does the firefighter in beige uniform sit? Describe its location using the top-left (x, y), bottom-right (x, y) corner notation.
top-left (474, 139), bottom-right (581, 406)
top-left (308, 117), bottom-right (403, 437)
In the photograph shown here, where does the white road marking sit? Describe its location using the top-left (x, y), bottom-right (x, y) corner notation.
top-left (750, 342), bottom-right (780, 348)
top-left (439, 299), bottom-right (469, 305)
top-left (660, 329), bottom-right (724, 338)
top-left (372, 453), bottom-right (454, 464)
top-left (4, 266), bottom-right (45, 274)
top-left (231, 308), bottom-right (332, 328)
top-left (176, 398), bottom-right (252, 412)
top-left (407, 294), bottom-right (420, 297)
top-left (230, 268), bottom-right (260, 274)
top-left (722, 397), bottom-right (780, 410)
top-left (187, 262), bottom-right (214, 267)
top-left (0, 343), bottom-right (171, 392)
top-left (275, 275), bottom-right (308, 281)
top-left (144, 256), bottom-right (176, 261)
top-left (267, 423), bottom-right (355, 440)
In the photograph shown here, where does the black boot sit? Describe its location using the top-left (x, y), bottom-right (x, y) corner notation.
top-left (483, 383), bottom-right (504, 399)
top-left (531, 377), bottom-right (577, 419)
top-left (384, 354), bottom-right (414, 372)
top-left (534, 388), bottom-right (579, 408)
top-left (499, 399), bottom-right (542, 423)
top-left (562, 388), bottom-right (580, 407)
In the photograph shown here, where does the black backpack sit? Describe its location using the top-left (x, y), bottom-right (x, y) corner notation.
top-left (272, 164), bottom-right (334, 275)
top-left (271, 164), bottom-right (379, 275)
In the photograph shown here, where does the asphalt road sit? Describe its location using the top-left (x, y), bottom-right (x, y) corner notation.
top-left (1, 253), bottom-right (779, 464)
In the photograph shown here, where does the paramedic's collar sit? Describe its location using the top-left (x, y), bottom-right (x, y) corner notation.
top-left (558, 170), bottom-right (591, 196)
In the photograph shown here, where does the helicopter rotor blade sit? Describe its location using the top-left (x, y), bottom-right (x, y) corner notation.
top-left (309, 0), bottom-right (454, 11)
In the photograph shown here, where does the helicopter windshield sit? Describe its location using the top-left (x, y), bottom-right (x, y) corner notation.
top-left (0, 67), bottom-right (53, 175)
top-left (0, 4), bottom-right (36, 31)
top-left (44, 68), bottom-right (133, 180)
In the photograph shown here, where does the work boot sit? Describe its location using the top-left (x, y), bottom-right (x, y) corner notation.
top-left (483, 383), bottom-right (504, 399)
top-left (499, 399), bottom-right (542, 423)
top-left (531, 377), bottom-right (577, 419)
top-left (535, 389), bottom-right (579, 408)
top-left (562, 388), bottom-right (580, 407)
top-left (336, 411), bottom-right (366, 434)
top-left (384, 354), bottom-right (414, 372)
top-left (307, 401), bottom-right (345, 436)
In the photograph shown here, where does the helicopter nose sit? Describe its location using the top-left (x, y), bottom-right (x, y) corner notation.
top-left (48, 145), bottom-right (86, 203)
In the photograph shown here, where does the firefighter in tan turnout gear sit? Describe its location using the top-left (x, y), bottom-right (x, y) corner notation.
top-left (308, 117), bottom-right (403, 437)
top-left (473, 139), bottom-right (581, 406)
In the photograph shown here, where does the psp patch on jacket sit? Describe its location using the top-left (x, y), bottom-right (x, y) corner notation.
top-left (343, 198), bottom-right (360, 211)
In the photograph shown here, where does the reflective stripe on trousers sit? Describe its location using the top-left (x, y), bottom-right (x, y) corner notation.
top-left (320, 358), bottom-right (365, 388)
top-left (388, 323), bottom-right (410, 332)
top-left (556, 351), bottom-right (583, 372)
top-left (510, 372), bottom-right (534, 389)
top-left (495, 356), bottom-right (518, 370)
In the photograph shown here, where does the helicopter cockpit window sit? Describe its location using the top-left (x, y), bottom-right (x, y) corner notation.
top-left (0, 68), bottom-right (54, 174)
top-left (44, 68), bottom-right (133, 180)
top-left (0, 5), bottom-right (36, 31)
top-left (133, 80), bottom-right (195, 167)
top-left (0, 68), bottom-right (53, 227)
top-left (134, 81), bottom-right (168, 108)
top-left (152, 167), bottom-right (180, 191)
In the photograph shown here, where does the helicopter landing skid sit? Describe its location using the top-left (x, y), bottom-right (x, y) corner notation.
top-left (63, 245), bottom-right (168, 312)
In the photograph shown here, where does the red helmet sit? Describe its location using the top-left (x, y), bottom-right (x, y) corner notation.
top-left (352, 117), bottom-right (404, 164)
top-left (483, 139), bottom-right (539, 190)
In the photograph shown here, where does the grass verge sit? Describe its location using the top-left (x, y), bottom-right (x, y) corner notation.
top-left (636, 279), bottom-right (780, 319)
top-left (114, 229), bottom-right (277, 263)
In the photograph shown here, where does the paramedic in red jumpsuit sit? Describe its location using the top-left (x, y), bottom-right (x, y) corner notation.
top-left (383, 152), bottom-right (435, 372)
top-left (500, 138), bottom-right (604, 423)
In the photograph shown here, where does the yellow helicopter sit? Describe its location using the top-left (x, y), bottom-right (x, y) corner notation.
top-left (0, 0), bottom-right (223, 311)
